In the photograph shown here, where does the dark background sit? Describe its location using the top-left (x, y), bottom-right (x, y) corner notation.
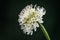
top-left (0, 0), bottom-right (60, 40)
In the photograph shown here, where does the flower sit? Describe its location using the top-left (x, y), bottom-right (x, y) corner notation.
top-left (18, 4), bottom-right (46, 35)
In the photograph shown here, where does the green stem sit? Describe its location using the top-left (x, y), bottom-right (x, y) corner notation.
top-left (37, 21), bottom-right (51, 40)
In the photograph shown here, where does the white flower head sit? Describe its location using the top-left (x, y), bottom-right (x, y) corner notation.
top-left (18, 4), bottom-right (46, 35)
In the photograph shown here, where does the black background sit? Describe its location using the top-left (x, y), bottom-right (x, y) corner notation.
top-left (0, 0), bottom-right (60, 40)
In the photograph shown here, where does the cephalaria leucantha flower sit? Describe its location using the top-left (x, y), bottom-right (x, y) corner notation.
top-left (18, 4), bottom-right (46, 35)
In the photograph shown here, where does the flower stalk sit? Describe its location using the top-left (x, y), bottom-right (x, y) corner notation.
top-left (37, 21), bottom-right (51, 40)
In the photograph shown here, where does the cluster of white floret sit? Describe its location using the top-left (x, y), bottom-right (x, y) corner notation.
top-left (18, 4), bottom-right (46, 35)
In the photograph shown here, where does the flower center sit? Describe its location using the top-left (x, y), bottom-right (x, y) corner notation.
top-left (22, 9), bottom-right (37, 24)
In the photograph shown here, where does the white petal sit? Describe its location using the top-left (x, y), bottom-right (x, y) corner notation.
top-left (30, 31), bottom-right (33, 35)
top-left (27, 31), bottom-right (30, 35)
